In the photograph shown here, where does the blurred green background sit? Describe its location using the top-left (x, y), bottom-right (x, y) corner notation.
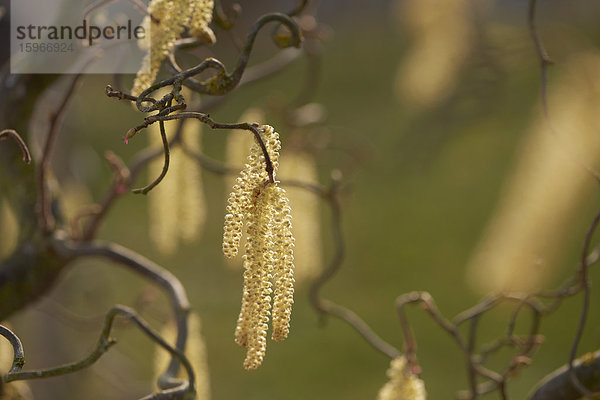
top-left (3, 0), bottom-right (600, 399)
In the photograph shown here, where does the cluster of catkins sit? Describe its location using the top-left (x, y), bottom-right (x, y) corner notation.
top-left (132, 0), bottom-right (215, 96)
top-left (222, 125), bottom-right (295, 370)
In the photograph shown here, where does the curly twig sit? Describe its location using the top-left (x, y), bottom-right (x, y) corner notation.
top-left (128, 112), bottom-right (276, 183)
top-left (0, 130), bottom-right (31, 164)
top-left (132, 120), bottom-right (171, 194)
top-left (173, 13), bottom-right (301, 96)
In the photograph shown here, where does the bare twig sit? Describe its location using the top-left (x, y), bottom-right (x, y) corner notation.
top-left (129, 112), bottom-right (276, 183)
top-left (0, 129), bottom-right (31, 164)
top-left (132, 120), bottom-right (170, 195)
top-left (319, 299), bottom-right (400, 359)
top-left (169, 13), bottom-right (301, 96)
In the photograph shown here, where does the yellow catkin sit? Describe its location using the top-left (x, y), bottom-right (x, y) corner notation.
top-left (394, 0), bottom-right (474, 108)
top-left (269, 185), bottom-right (295, 342)
top-left (223, 125), bottom-right (279, 258)
top-left (189, 0), bottom-right (215, 43)
top-left (467, 52), bottom-right (600, 293)
top-left (224, 125), bottom-right (295, 369)
top-left (148, 121), bottom-right (179, 255)
top-left (59, 180), bottom-right (93, 236)
top-left (153, 313), bottom-right (211, 400)
top-left (178, 119), bottom-right (207, 243)
top-left (0, 201), bottom-right (19, 259)
top-left (278, 151), bottom-right (321, 283)
top-left (225, 108), bottom-right (265, 192)
top-left (132, 0), bottom-right (215, 96)
top-left (377, 356), bottom-right (427, 400)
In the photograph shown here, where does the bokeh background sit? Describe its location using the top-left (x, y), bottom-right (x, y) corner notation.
top-left (2, 0), bottom-right (600, 398)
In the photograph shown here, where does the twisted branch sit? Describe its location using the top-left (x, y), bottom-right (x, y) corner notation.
top-left (0, 130), bottom-right (31, 164)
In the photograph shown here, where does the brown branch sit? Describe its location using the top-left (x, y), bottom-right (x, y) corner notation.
top-left (132, 112), bottom-right (276, 183)
top-left (0, 130), bottom-right (31, 164)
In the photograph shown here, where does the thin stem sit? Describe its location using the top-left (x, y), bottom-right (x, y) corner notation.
top-left (135, 112), bottom-right (275, 183)
top-left (319, 300), bottom-right (400, 359)
top-left (0, 129), bottom-right (31, 164)
top-left (132, 120), bottom-right (170, 194)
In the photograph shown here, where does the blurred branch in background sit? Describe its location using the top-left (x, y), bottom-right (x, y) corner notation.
top-left (2, 0), bottom-right (600, 399)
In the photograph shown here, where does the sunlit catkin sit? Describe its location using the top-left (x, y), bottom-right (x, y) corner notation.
top-left (377, 356), bottom-right (427, 400)
top-left (189, 0), bottom-right (215, 43)
top-left (153, 313), bottom-right (211, 400)
top-left (132, 0), bottom-right (214, 96)
top-left (225, 108), bottom-right (265, 193)
top-left (467, 52), bottom-right (600, 293)
top-left (278, 151), bottom-right (321, 283)
top-left (394, 0), bottom-right (474, 108)
top-left (223, 125), bottom-right (295, 369)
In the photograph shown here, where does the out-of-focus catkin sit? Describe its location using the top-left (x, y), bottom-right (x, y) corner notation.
top-left (178, 119), bottom-right (207, 243)
top-left (153, 313), bottom-right (211, 400)
top-left (467, 52), bottom-right (600, 293)
top-left (278, 151), bottom-right (321, 283)
top-left (148, 121), bottom-right (179, 255)
top-left (132, 0), bottom-right (215, 96)
top-left (148, 119), bottom-right (206, 254)
top-left (377, 356), bottom-right (427, 400)
top-left (0, 200), bottom-right (19, 259)
top-left (394, 0), bottom-right (474, 108)
top-left (223, 125), bottom-right (295, 370)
